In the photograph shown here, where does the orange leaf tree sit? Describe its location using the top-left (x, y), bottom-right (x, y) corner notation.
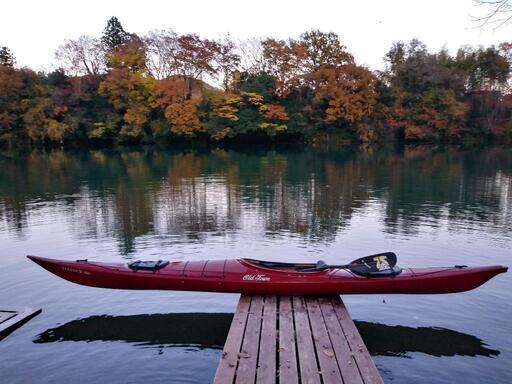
top-left (164, 98), bottom-right (204, 137)
top-left (310, 64), bottom-right (377, 126)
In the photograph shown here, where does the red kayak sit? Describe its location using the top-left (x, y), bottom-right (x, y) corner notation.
top-left (27, 255), bottom-right (507, 295)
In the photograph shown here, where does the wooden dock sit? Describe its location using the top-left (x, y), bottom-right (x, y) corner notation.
top-left (214, 295), bottom-right (383, 384)
top-left (0, 307), bottom-right (42, 341)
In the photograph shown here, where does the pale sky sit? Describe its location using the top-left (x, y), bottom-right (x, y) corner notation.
top-left (1, 0), bottom-right (510, 71)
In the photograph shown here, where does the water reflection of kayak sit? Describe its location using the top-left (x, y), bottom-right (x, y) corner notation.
top-left (27, 255), bottom-right (507, 295)
top-left (33, 313), bottom-right (499, 358)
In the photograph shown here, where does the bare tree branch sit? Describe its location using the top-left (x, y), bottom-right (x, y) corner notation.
top-left (473, 0), bottom-right (512, 29)
top-left (55, 36), bottom-right (106, 76)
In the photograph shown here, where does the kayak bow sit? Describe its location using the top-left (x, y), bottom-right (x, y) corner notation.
top-left (27, 255), bottom-right (507, 295)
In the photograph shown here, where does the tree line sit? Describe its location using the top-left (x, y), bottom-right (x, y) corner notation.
top-left (1, 17), bottom-right (511, 146)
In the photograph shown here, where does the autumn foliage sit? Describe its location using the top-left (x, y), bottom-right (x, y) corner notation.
top-left (1, 18), bottom-right (511, 146)
top-left (311, 65), bottom-right (377, 124)
top-left (165, 99), bottom-right (204, 137)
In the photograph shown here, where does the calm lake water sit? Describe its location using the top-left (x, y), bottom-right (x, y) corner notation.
top-left (0, 145), bottom-right (511, 383)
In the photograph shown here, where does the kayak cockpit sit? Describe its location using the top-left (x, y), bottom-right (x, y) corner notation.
top-left (242, 258), bottom-right (403, 276)
top-left (242, 258), bottom-right (328, 272)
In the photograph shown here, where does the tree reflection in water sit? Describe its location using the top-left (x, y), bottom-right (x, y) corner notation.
top-left (0, 146), bottom-right (510, 254)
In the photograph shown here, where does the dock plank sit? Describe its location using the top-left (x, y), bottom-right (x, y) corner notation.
top-left (331, 297), bottom-right (383, 384)
top-left (236, 295), bottom-right (264, 384)
top-left (305, 297), bottom-right (343, 384)
top-left (214, 295), bottom-right (251, 384)
top-left (292, 296), bottom-right (321, 384)
top-left (318, 297), bottom-right (363, 384)
top-left (256, 296), bottom-right (277, 384)
top-left (278, 296), bottom-right (299, 384)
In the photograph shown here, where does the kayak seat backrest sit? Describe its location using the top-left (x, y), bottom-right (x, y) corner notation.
top-left (351, 265), bottom-right (403, 277)
top-left (256, 259), bottom-right (319, 271)
top-left (128, 260), bottom-right (170, 271)
top-left (259, 260), bottom-right (296, 268)
top-left (297, 260), bottom-right (329, 272)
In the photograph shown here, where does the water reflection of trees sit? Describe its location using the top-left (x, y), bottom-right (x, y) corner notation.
top-left (0, 146), bottom-right (510, 253)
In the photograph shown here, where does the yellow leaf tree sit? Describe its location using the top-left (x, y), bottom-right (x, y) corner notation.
top-left (99, 39), bottom-right (155, 140)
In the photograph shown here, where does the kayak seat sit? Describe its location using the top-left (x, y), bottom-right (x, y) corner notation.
top-left (256, 259), bottom-right (320, 271)
top-left (297, 260), bottom-right (329, 272)
top-left (128, 260), bottom-right (169, 271)
top-left (259, 260), bottom-right (297, 268)
top-left (351, 265), bottom-right (403, 277)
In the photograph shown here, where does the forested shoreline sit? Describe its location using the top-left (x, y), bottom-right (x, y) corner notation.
top-left (1, 17), bottom-right (511, 147)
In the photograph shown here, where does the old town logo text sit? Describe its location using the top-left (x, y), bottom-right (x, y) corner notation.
top-left (243, 274), bottom-right (270, 281)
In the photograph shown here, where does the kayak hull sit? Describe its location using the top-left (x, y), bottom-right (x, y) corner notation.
top-left (27, 256), bottom-right (507, 295)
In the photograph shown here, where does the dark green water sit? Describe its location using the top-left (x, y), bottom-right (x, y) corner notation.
top-left (0, 145), bottom-right (510, 383)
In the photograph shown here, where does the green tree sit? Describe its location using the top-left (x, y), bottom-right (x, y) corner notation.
top-left (0, 46), bottom-right (15, 67)
top-left (102, 17), bottom-right (130, 51)
top-left (475, 46), bottom-right (509, 90)
top-left (299, 30), bottom-right (354, 71)
top-left (239, 71), bottom-right (276, 100)
top-left (450, 45), bottom-right (510, 91)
